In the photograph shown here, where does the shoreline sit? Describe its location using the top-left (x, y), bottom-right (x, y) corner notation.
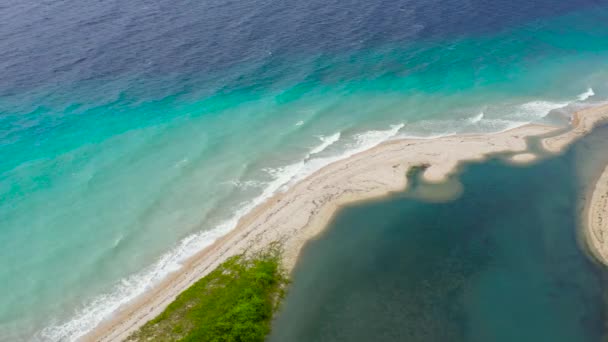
top-left (550, 104), bottom-right (608, 269)
top-left (84, 104), bottom-right (608, 342)
top-left (585, 162), bottom-right (608, 267)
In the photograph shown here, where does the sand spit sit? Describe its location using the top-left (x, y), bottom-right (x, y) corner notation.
top-left (543, 104), bottom-right (608, 153)
top-left (86, 105), bottom-right (608, 342)
top-left (586, 164), bottom-right (608, 266)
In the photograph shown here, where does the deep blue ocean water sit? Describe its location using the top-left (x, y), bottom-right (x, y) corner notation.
top-left (2, 0), bottom-right (608, 340)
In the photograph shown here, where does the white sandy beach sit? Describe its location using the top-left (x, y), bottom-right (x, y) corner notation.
top-left (586, 163), bottom-right (608, 266)
top-left (84, 104), bottom-right (608, 342)
top-left (583, 107), bottom-right (608, 266)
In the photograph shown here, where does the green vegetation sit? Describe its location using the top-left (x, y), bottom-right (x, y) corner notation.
top-left (128, 246), bottom-right (288, 342)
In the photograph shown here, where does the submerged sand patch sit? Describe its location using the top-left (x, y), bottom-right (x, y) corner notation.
top-left (510, 153), bottom-right (537, 164)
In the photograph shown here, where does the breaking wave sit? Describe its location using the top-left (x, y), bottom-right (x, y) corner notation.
top-left (38, 125), bottom-right (403, 342)
top-left (577, 87), bottom-right (595, 101)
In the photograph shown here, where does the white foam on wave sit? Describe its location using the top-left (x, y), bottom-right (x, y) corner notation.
top-left (309, 132), bottom-right (341, 156)
top-left (288, 124), bottom-right (404, 187)
top-left (398, 96), bottom-right (573, 139)
top-left (468, 111), bottom-right (484, 124)
top-left (264, 124), bottom-right (403, 192)
top-left (468, 87), bottom-right (593, 128)
top-left (397, 111), bottom-right (490, 139)
top-left (505, 88), bottom-right (599, 123)
top-left (479, 119), bottom-right (531, 132)
top-left (577, 87), bottom-right (595, 101)
top-left (468, 99), bottom-right (570, 134)
top-left (509, 100), bottom-right (570, 121)
top-left (295, 120), bottom-right (304, 126)
top-left (225, 179), bottom-right (266, 189)
top-left (39, 222), bottom-right (235, 342)
top-left (353, 124), bottom-right (405, 148)
top-left (260, 133), bottom-right (342, 194)
top-left (37, 125), bottom-right (405, 342)
top-left (396, 119), bottom-right (458, 139)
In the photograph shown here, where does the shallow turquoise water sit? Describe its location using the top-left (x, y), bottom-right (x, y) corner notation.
top-left (2, 2), bottom-right (608, 340)
top-left (269, 127), bottom-right (608, 342)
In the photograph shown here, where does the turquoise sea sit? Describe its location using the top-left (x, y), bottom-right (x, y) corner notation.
top-left (2, 0), bottom-right (608, 340)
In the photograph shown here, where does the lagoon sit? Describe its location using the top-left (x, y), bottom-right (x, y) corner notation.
top-left (270, 127), bottom-right (608, 342)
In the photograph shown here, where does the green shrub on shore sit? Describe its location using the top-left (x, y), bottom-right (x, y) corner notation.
top-left (128, 246), bottom-right (288, 342)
